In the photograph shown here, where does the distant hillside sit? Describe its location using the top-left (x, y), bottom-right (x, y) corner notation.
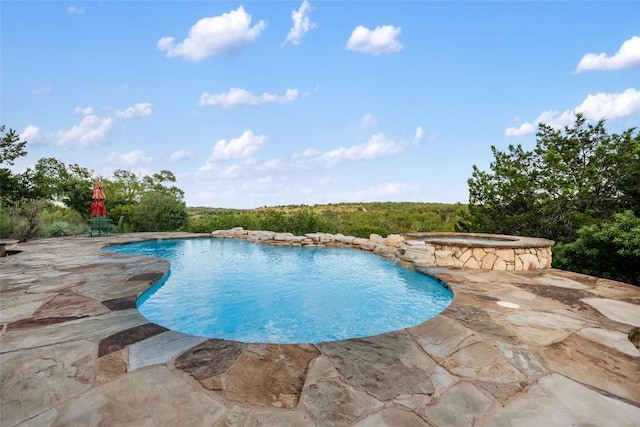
top-left (187, 202), bottom-right (467, 238)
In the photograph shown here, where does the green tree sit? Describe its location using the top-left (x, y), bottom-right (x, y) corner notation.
top-left (136, 191), bottom-right (188, 232)
top-left (105, 170), bottom-right (143, 205)
top-left (27, 158), bottom-right (94, 217)
top-left (460, 114), bottom-right (640, 242)
top-left (0, 168), bottom-right (25, 203)
top-left (102, 169), bottom-right (144, 227)
top-left (60, 164), bottom-right (94, 217)
top-left (0, 126), bottom-right (28, 166)
top-left (0, 127), bottom-right (30, 203)
top-left (0, 126), bottom-right (34, 239)
top-left (141, 170), bottom-right (184, 200)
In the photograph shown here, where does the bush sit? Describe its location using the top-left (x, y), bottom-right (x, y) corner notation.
top-left (286, 209), bottom-right (328, 235)
top-left (342, 225), bottom-right (390, 239)
top-left (2, 200), bottom-right (45, 241)
top-left (45, 221), bottom-right (72, 237)
top-left (0, 207), bottom-right (10, 239)
top-left (136, 191), bottom-right (188, 232)
top-left (553, 211), bottom-right (640, 286)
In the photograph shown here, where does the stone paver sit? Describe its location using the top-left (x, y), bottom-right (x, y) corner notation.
top-left (301, 379), bottom-right (377, 426)
top-left (422, 381), bottom-right (495, 427)
top-left (1, 232), bottom-right (639, 426)
top-left (582, 297), bottom-right (640, 326)
top-left (1, 309), bottom-right (147, 352)
top-left (354, 407), bottom-right (431, 427)
top-left (128, 330), bottom-right (207, 371)
top-left (579, 326), bottom-right (640, 357)
top-left (319, 331), bottom-right (436, 400)
top-left (19, 366), bottom-right (226, 427)
top-left (540, 333), bottom-right (640, 403)
top-left (0, 340), bottom-right (94, 426)
top-left (225, 343), bottom-right (319, 408)
top-left (0, 298), bottom-right (51, 323)
top-left (487, 373), bottom-right (640, 427)
top-left (174, 339), bottom-right (246, 391)
top-left (534, 273), bottom-right (590, 289)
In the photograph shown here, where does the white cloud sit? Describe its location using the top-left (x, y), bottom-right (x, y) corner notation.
top-left (577, 36), bottom-right (640, 72)
top-left (536, 109), bottom-right (580, 129)
top-left (505, 88), bottom-right (640, 137)
top-left (74, 106), bottom-right (94, 116)
top-left (235, 176), bottom-right (275, 193)
top-left (282, 89), bottom-right (299, 102)
top-left (157, 6), bottom-right (266, 61)
top-left (219, 164), bottom-right (241, 178)
top-left (345, 25), bottom-right (402, 55)
top-left (23, 102), bottom-right (154, 149)
top-left (258, 159), bottom-right (285, 171)
top-left (505, 122), bottom-right (535, 137)
top-left (316, 133), bottom-right (404, 165)
top-left (56, 114), bottom-right (114, 148)
top-left (210, 130), bottom-right (266, 162)
top-left (361, 114), bottom-right (378, 130)
top-left (32, 85), bottom-right (53, 95)
top-left (21, 125), bottom-right (44, 143)
top-left (199, 88), bottom-right (299, 108)
top-left (114, 102), bottom-right (153, 118)
top-left (293, 147), bottom-right (319, 160)
top-left (116, 149), bottom-right (152, 166)
top-left (198, 162), bottom-right (216, 172)
top-left (413, 126), bottom-right (424, 143)
top-left (67, 5), bottom-right (85, 15)
top-left (285, 0), bottom-right (317, 46)
top-left (506, 108), bottom-right (577, 137)
top-left (167, 150), bottom-right (194, 162)
top-left (576, 88), bottom-right (640, 119)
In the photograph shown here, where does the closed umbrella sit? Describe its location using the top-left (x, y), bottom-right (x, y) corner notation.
top-left (90, 179), bottom-right (107, 217)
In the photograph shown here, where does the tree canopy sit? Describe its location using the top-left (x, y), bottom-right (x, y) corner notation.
top-left (458, 114), bottom-right (640, 242)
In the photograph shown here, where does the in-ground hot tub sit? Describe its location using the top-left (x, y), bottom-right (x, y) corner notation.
top-left (400, 232), bottom-right (555, 271)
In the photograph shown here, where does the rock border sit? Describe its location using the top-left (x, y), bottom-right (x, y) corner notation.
top-left (211, 228), bottom-right (554, 271)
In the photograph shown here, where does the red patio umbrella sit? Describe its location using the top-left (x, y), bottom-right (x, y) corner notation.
top-left (90, 179), bottom-right (107, 217)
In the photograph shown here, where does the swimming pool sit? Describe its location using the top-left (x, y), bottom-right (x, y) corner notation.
top-left (106, 238), bottom-right (452, 344)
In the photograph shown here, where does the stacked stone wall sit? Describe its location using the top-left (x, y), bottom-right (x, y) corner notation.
top-left (211, 228), bottom-right (553, 271)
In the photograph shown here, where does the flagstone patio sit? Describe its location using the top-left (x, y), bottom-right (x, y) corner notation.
top-left (1, 233), bottom-right (639, 426)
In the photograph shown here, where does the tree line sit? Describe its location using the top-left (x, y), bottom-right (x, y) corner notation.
top-left (187, 202), bottom-right (465, 237)
top-left (1, 125), bottom-right (188, 239)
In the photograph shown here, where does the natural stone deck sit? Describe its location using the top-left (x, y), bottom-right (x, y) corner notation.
top-left (1, 233), bottom-right (639, 426)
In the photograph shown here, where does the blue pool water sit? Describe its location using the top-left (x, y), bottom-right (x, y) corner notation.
top-left (106, 238), bottom-right (453, 344)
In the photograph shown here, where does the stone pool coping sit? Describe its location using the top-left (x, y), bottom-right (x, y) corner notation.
top-left (401, 232), bottom-right (555, 248)
top-left (1, 232), bottom-right (639, 426)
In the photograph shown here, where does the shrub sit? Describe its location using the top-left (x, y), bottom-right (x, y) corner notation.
top-left (3, 200), bottom-right (44, 241)
top-left (553, 211), bottom-right (640, 286)
top-left (46, 221), bottom-right (72, 237)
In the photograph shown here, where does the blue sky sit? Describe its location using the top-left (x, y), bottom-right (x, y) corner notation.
top-left (2, 1), bottom-right (639, 208)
